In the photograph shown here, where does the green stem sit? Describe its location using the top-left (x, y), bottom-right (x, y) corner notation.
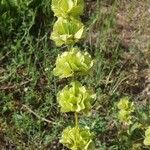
top-left (75, 112), bottom-right (79, 148)
top-left (75, 112), bottom-right (78, 129)
top-left (67, 44), bottom-right (74, 51)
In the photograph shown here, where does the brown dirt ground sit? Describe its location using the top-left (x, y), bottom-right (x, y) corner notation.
top-left (85, 0), bottom-right (150, 101)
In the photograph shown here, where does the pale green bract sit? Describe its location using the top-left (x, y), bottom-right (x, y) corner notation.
top-left (144, 126), bottom-right (150, 146)
top-left (53, 47), bottom-right (93, 78)
top-left (57, 81), bottom-right (96, 113)
top-left (50, 17), bottom-right (84, 46)
top-left (51, 0), bottom-right (84, 18)
top-left (60, 126), bottom-right (95, 150)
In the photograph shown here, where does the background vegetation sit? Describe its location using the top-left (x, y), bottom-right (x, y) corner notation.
top-left (0, 0), bottom-right (150, 149)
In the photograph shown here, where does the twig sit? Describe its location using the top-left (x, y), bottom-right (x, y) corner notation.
top-left (22, 104), bottom-right (56, 125)
top-left (0, 51), bottom-right (11, 62)
top-left (0, 80), bottom-right (31, 90)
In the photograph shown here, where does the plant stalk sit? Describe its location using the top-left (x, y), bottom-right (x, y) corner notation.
top-left (75, 112), bottom-right (78, 129)
top-left (75, 112), bottom-right (79, 148)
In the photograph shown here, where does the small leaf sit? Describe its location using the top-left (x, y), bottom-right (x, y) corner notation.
top-left (128, 122), bottom-right (141, 135)
top-left (143, 127), bottom-right (150, 146)
top-left (145, 127), bottom-right (150, 137)
top-left (144, 137), bottom-right (150, 146)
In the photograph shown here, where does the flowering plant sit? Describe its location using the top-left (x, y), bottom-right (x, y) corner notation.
top-left (50, 0), bottom-right (95, 149)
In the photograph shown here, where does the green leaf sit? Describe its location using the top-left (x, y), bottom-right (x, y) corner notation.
top-left (51, 0), bottom-right (84, 18)
top-left (145, 127), bottom-right (150, 137)
top-left (57, 81), bottom-right (96, 113)
top-left (50, 17), bottom-right (84, 46)
top-left (53, 47), bottom-right (93, 78)
top-left (60, 126), bottom-right (95, 150)
top-left (127, 122), bottom-right (141, 135)
top-left (144, 127), bottom-right (150, 145)
top-left (144, 137), bottom-right (150, 146)
top-left (143, 127), bottom-right (150, 146)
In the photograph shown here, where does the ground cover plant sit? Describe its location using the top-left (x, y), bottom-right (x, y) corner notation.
top-left (0, 0), bottom-right (150, 149)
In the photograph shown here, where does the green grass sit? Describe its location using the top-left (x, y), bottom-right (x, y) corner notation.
top-left (0, 0), bottom-right (150, 149)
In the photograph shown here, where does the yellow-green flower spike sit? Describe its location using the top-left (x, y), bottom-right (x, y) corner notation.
top-left (118, 110), bottom-right (132, 124)
top-left (50, 17), bottom-right (84, 46)
top-left (60, 126), bottom-right (95, 150)
top-left (117, 97), bottom-right (130, 110)
top-left (57, 81), bottom-right (96, 113)
top-left (117, 97), bottom-right (134, 112)
top-left (144, 127), bottom-right (150, 146)
top-left (52, 0), bottom-right (84, 18)
top-left (51, 0), bottom-right (96, 149)
top-left (53, 47), bottom-right (93, 78)
top-left (117, 97), bottom-right (134, 124)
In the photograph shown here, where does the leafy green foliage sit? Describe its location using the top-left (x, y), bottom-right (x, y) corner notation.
top-left (60, 126), bottom-right (94, 150)
top-left (50, 17), bottom-right (84, 46)
top-left (57, 81), bottom-right (95, 113)
top-left (51, 0), bottom-right (84, 18)
top-left (53, 47), bottom-right (93, 78)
